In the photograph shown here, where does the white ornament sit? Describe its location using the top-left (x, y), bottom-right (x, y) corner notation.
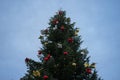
top-left (48, 41), bottom-right (53, 43)
top-left (57, 43), bottom-right (62, 48)
top-left (53, 25), bottom-right (57, 30)
top-left (81, 51), bottom-right (85, 55)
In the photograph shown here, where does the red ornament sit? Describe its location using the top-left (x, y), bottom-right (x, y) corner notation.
top-left (63, 51), bottom-right (68, 55)
top-left (44, 57), bottom-right (49, 61)
top-left (53, 19), bottom-right (59, 24)
top-left (60, 26), bottom-right (65, 31)
top-left (86, 68), bottom-right (92, 74)
top-left (68, 38), bottom-right (73, 43)
top-left (43, 75), bottom-right (48, 80)
top-left (56, 20), bottom-right (59, 24)
top-left (25, 58), bottom-right (29, 62)
top-left (59, 10), bottom-right (63, 15)
top-left (47, 54), bottom-right (51, 59)
top-left (38, 50), bottom-right (42, 55)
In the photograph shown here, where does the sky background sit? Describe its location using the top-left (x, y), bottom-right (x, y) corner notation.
top-left (0, 0), bottom-right (120, 80)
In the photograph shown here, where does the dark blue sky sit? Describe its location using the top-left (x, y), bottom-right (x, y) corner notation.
top-left (0, 0), bottom-right (120, 80)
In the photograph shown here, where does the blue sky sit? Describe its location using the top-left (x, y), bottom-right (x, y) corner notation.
top-left (0, 0), bottom-right (120, 80)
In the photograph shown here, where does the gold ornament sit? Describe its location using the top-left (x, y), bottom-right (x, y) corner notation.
top-left (76, 28), bottom-right (79, 32)
top-left (84, 62), bottom-right (89, 67)
top-left (33, 70), bottom-right (40, 77)
top-left (74, 32), bottom-right (78, 36)
top-left (72, 63), bottom-right (76, 66)
top-left (44, 42), bottom-right (48, 45)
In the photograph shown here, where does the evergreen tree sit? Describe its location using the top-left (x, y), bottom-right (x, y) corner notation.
top-left (20, 10), bottom-right (102, 80)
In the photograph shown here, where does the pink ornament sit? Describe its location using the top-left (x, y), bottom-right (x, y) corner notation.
top-left (64, 51), bottom-right (68, 55)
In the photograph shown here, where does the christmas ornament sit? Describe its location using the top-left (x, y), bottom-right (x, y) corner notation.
top-left (64, 51), bottom-right (68, 55)
top-left (81, 51), bottom-right (85, 55)
top-left (74, 28), bottom-right (79, 36)
top-left (53, 19), bottom-right (59, 24)
top-left (44, 42), bottom-right (48, 45)
top-left (38, 50), bottom-right (42, 55)
top-left (75, 28), bottom-right (79, 32)
top-left (44, 54), bottom-right (51, 61)
top-left (86, 68), bottom-right (92, 74)
top-left (74, 32), bottom-right (78, 36)
top-left (53, 25), bottom-right (57, 30)
top-left (56, 20), bottom-right (59, 24)
top-left (25, 58), bottom-right (29, 62)
top-left (33, 70), bottom-right (40, 77)
top-left (84, 62), bottom-right (89, 67)
top-left (68, 38), bottom-right (73, 43)
top-left (44, 57), bottom-right (49, 61)
top-left (43, 75), bottom-right (48, 80)
top-left (59, 10), bottom-right (63, 15)
top-left (47, 54), bottom-right (51, 59)
top-left (57, 43), bottom-right (62, 48)
top-left (60, 25), bottom-right (65, 31)
top-left (72, 63), bottom-right (76, 66)
top-left (81, 49), bottom-right (88, 55)
top-left (48, 41), bottom-right (52, 43)
top-left (91, 63), bottom-right (96, 68)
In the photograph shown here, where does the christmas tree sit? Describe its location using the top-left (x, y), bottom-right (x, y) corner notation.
top-left (20, 10), bottom-right (102, 80)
